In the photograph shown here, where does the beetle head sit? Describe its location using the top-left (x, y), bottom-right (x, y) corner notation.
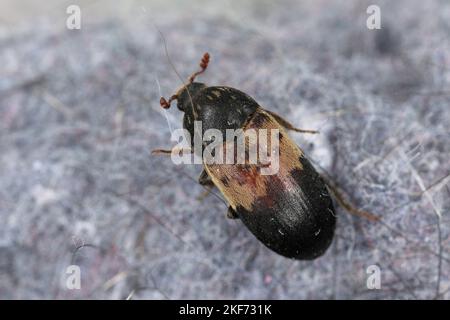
top-left (159, 52), bottom-right (210, 112)
top-left (175, 82), bottom-right (207, 112)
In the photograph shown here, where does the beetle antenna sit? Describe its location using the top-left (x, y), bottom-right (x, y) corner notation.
top-left (156, 25), bottom-right (208, 110)
top-left (160, 94), bottom-right (178, 109)
top-left (188, 52), bottom-right (210, 83)
top-left (156, 25), bottom-right (186, 109)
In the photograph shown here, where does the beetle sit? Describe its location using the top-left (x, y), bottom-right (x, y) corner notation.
top-left (154, 53), bottom-right (336, 260)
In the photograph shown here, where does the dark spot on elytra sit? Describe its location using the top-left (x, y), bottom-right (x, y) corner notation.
top-left (220, 175), bottom-right (230, 187)
top-left (250, 174), bottom-right (286, 212)
top-left (235, 164), bottom-right (258, 186)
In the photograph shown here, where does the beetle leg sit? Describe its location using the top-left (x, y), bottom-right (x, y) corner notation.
top-left (320, 174), bottom-right (380, 222)
top-left (198, 169), bottom-right (214, 186)
top-left (196, 169), bottom-right (216, 201)
top-left (151, 147), bottom-right (192, 155)
top-left (267, 110), bottom-right (319, 134)
top-left (197, 186), bottom-right (214, 201)
top-left (197, 171), bottom-right (236, 214)
top-left (226, 206), bottom-right (239, 219)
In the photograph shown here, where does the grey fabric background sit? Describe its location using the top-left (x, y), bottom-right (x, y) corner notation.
top-left (0, 0), bottom-right (449, 299)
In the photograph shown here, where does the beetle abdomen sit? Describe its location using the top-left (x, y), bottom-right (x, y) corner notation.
top-left (237, 155), bottom-right (335, 260)
top-left (205, 108), bottom-right (336, 260)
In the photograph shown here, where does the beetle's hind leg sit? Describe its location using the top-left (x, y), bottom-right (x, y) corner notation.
top-left (197, 169), bottom-right (216, 201)
top-left (198, 171), bottom-right (240, 220)
top-left (320, 174), bottom-right (380, 222)
top-left (198, 169), bottom-right (214, 186)
top-left (226, 206), bottom-right (239, 219)
top-left (267, 110), bottom-right (319, 134)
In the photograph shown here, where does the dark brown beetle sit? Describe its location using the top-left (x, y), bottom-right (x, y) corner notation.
top-left (155, 53), bottom-right (336, 260)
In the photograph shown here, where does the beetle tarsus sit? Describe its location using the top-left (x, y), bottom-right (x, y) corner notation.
top-left (321, 174), bottom-right (380, 222)
top-left (226, 207), bottom-right (239, 219)
top-left (196, 186), bottom-right (214, 201)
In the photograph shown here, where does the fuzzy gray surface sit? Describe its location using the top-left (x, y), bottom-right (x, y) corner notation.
top-left (0, 0), bottom-right (449, 299)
